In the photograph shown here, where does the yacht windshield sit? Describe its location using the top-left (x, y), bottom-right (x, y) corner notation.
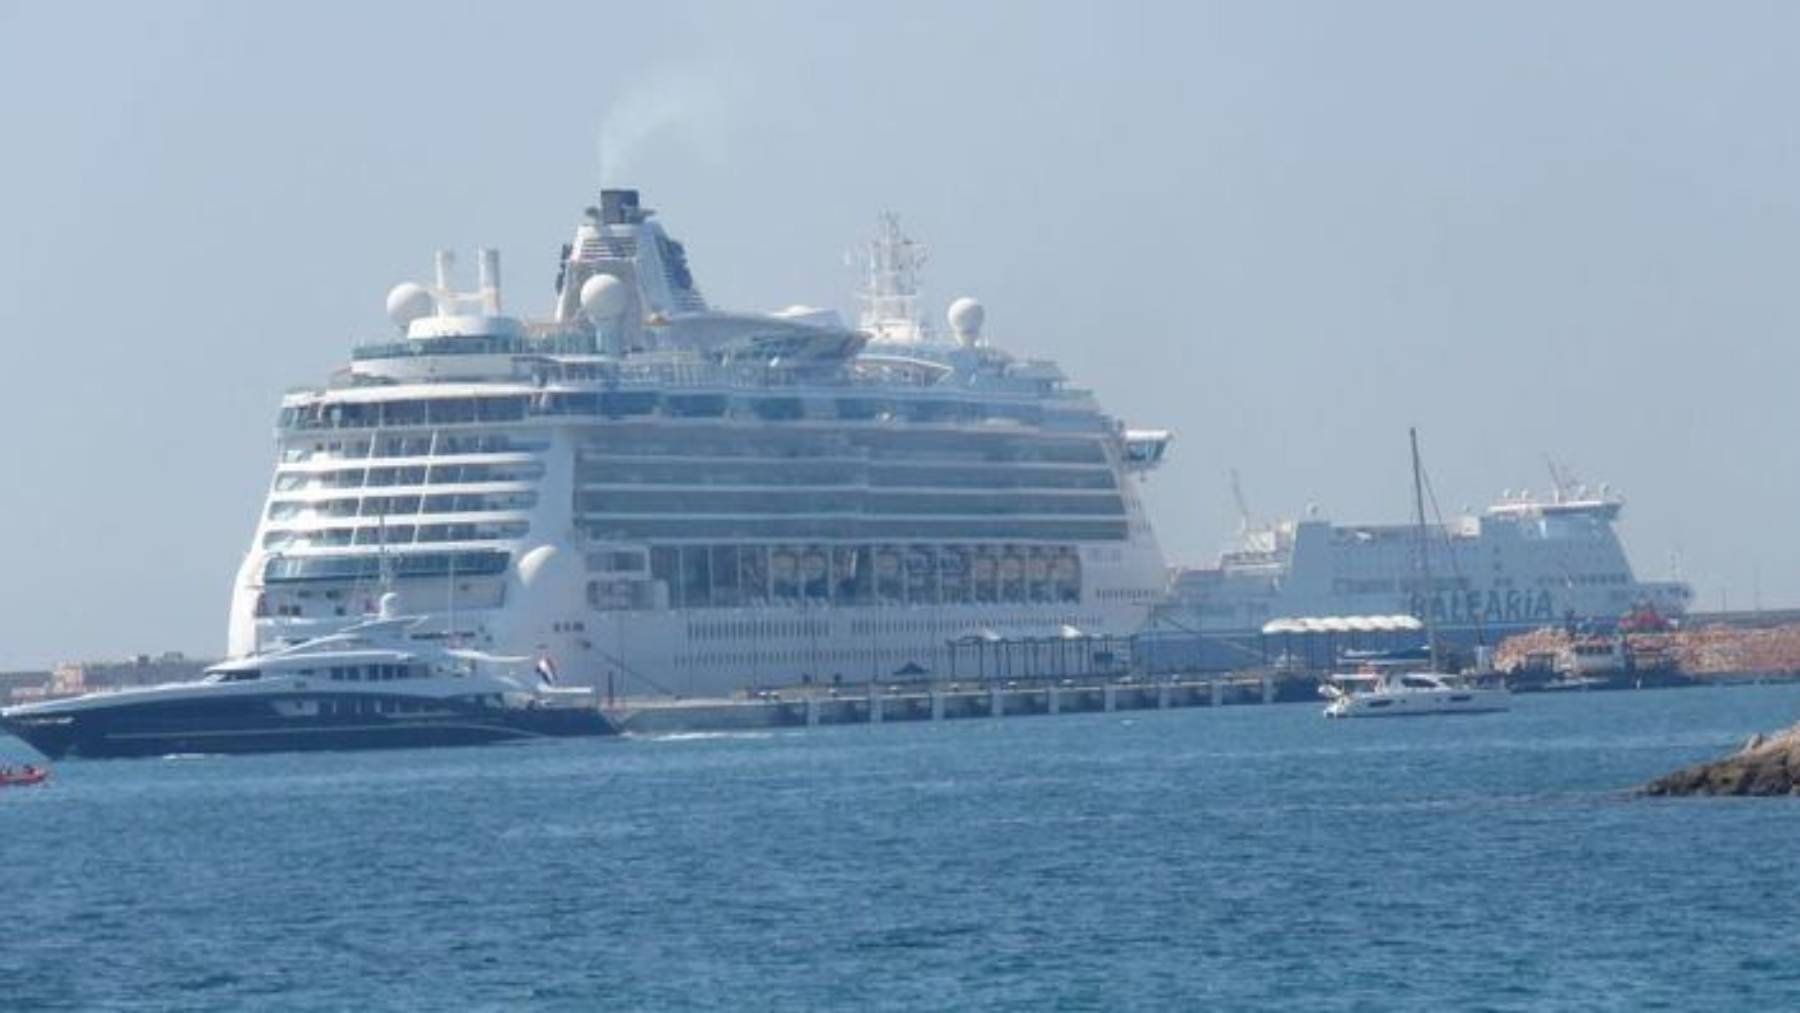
top-left (207, 669), bottom-right (262, 683)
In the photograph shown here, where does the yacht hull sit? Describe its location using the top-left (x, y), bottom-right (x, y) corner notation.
top-left (1, 700), bottom-right (613, 760)
top-left (1323, 688), bottom-right (1509, 718)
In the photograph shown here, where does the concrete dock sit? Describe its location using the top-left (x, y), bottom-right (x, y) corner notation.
top-left (606, 672), bottom-right (1304, 735)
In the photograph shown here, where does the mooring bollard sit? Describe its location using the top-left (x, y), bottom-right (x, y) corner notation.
top-left (1104, 683), bottom-right (1117, 712)
top-left (805, 696), bottom-right (819, 727)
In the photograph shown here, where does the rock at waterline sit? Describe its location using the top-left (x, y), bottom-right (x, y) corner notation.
top-left (1643, 726), bottom-right (1800, 797)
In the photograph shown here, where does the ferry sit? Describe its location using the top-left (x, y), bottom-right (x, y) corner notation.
top-left (225, 189), bottom-right (1172, 699)
top-left (1171, 487), bottom-right (1690, 641)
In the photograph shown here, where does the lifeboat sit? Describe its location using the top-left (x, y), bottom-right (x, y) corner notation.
top-left (771, 551), bottom-right (798, 579)
top-left (875, 550), bottom-right (901, 578)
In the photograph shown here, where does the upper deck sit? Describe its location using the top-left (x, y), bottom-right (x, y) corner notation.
top-left (295, 189), bottom-right (1145, 446)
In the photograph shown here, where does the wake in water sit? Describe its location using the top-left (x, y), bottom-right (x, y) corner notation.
top-left (629, 730), bottom-right (784, 744)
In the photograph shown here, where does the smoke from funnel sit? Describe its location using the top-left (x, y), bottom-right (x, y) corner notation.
top-left (596, 66), bottom-right (731, 185)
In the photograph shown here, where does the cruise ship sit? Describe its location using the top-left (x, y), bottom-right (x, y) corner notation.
top-left (1169, 489), bottom-right (1691, 638)
top-left (229, 190), bottom-right (1172, 699)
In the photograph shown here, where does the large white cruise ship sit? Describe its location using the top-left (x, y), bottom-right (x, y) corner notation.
top-left (229, 190), bottom-right (1172, 698)
top-left (1169, 489), bottom-right (1691, 638)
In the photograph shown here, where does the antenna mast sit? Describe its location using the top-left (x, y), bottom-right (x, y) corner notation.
top-left (854, 213), bottom-right (929, 344)
top-left (376, 513), bottom-right (394, 613)
top-left (1230, 468), bottom-right (1253, 534)
top-left (1411, 427), bottom-right (1440, 671)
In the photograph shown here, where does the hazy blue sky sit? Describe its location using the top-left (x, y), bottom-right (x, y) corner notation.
top-left (3, 1), bottom-right (1797, 667)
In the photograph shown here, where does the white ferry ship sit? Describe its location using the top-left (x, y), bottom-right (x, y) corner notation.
top-left (1170, 490), bottom-right (1691, 638)
top-left (229, 190), bottom-right (1172, 698)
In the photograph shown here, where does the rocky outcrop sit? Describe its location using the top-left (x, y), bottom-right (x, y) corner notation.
top-left (1643, 727), bottom-right (1800, 796)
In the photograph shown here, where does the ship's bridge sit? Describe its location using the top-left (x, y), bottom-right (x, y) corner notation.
top-left (1484, 493), bottom-right (1623, 522)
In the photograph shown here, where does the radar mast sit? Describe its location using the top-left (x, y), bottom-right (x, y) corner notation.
top-left (855, 213), bottom-right (931, 344)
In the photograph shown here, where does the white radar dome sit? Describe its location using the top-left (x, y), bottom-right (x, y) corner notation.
top-left (947, 296), bottom-right (985, 345)
top-left (579, 273), bottom-right (629, 323)
top-left (385, 283), bottom-right (435, 329)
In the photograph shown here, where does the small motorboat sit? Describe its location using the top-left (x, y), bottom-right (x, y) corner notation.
top-left (0, 765), bottom-right (49, 787)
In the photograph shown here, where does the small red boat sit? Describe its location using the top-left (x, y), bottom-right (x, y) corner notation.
top-left (0, 765), bottom-right (48, 787)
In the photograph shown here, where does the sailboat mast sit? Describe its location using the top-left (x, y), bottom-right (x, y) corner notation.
top-left (1410, 427), bottom-right (1440, 671)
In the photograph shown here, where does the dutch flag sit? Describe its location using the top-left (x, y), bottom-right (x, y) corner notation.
top-left (535, 653), bottom-right (559, 686)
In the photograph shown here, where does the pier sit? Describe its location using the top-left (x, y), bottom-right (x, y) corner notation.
top-left (606, 672), bottom-right (1303, 735)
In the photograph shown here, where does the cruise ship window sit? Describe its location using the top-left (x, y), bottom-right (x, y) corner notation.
top-left (668, 395), bottom-right (728, 418)
top-left (601, 392), bottom-right (659, 417)
top-left (426, 399), bottom-right (477, 424)
top-left (479, 397), bottom-right (528, 422)
top-left (751, 398), bottom-right (805, 421)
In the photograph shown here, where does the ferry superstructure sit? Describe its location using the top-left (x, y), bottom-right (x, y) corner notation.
top-left (1170, 491), bottom-right (1690, 637)
top-left (228, 191), bottom-right (1172, 698)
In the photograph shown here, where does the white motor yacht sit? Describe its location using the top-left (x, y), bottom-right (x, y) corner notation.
top-left (1319, 429), bottom-right (1511, 719)
top-left (1320, 670), bottom-right (1508, 718)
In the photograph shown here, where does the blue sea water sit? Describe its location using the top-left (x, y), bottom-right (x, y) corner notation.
top-left (7, 685), bottom-right (1800, 1010)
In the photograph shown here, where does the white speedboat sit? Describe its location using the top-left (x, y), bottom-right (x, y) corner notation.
top-left (1320, 670), bottom-right (1509, 718)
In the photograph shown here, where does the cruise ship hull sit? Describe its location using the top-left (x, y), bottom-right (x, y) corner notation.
top-left (1, 699), bottom-right (613, 760)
